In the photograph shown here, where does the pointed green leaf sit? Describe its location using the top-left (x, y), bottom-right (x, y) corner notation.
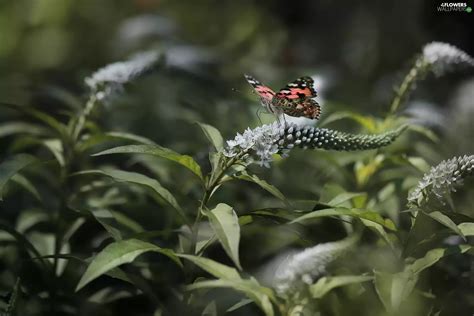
top-left (407, 245), bottom-right (471, 275)
top-left (458, 222), bottom-right (474, 236)
top-left (360, 219), bottom-right (397, 250)
top-left (0, 122), bottom-right (48, 138)
top-left (10, 174), bottom-right (41, 201)
top-left (226, 298), bottom-right (253, 313)
top-left (78, 131), bottom-right (156, 151)
top-left (310, 275), bottom-right (373, 299)
top-left (0, 155), bottom-right (36, 200)
top-left (92, 144), bottom-right (203, 180)
top-left (375, 245), bottom-right (471, 312)
top-left (425, 211), bottom-right (465, 239)
top-left (327, 192), bottom-right (367, 207)
top-left (92, 209), bottom-right (124, 240)
top-left (197, 122), bottom-right (224, 151)
top-left (43, 139), bottom-right (65, 167)
top-left (235, 172), bottom-right (287, 203)
top-left (178, 254), bottom-right (241, 280)
top-left (320, 111), bottom-right (378, 132)
top-left (186, 279), bottom-right (274, 316)
top-left (290, 207), bottom-right (396, 231)
top-left (74, 170), bottom-right (186, 222)
top-left (201, 301), bottom-right (217, 316)
top-left (0, 220), bottom-right (48, 269)
top-left (374, 270), bottom-right (418, 312)
top-left (0, 102), bottom-right (67, 136)
top-left (206, 203), bottom-right (242, 270)
top-left (76, 239), bottom-right (180, 291)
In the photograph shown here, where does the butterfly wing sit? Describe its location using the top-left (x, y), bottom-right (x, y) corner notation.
top-left (244, 74), bottom-right (275, 102)
top-left (275, 76), bottom-right (317, 100)
top-left (279, 98), bottom-right (321, 120)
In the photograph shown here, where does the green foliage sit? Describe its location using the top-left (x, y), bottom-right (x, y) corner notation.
top-left (76, 238), bottom-right (180, 291)
top-left (0, 24), bottom-right (473, 316)
top-left (93, 144), bottom-right (204, 180)
top-left (205, 203), bottom-right (242, 270)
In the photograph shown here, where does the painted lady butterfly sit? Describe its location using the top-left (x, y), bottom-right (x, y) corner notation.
top-left (244, 74), bottom-right (321, 120)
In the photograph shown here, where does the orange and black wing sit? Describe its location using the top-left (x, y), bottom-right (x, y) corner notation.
top-left (244, 74), bottom-right (275, 102)
top-left (275, 76), bottom-right (317, 100)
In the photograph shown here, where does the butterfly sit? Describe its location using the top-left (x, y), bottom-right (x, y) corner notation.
top-left (244, 74), bottom-right (321, 120)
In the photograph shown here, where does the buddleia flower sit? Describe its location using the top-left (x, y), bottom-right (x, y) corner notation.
top-left (408, 155), bottom-right (474, 208)
top-left (224, 121), bottom-right (406, 167)
top-left (273, 233), bottom-right (359, 296)
top-left (85, 51), bottom-right (160, 101)
top-left (422, 42), bottom-right (474, 76)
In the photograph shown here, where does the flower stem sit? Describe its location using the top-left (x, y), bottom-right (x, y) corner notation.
top-left (190, 153), bottom-right (243, 254)
top-left (389, 57), bottom-right (429, 115)
top-left (71, 94), bottom-right (98, 141)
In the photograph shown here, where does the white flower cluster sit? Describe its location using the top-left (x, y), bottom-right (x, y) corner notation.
top-left (408, 155), bottom-right (474, 208)
top-left (85, 51), bottom-right (160, 101)
top-left (224, 122), bottom-right (287, 168)
top-left (422, 42), bottom-right (474, 76)
top-left (273, 235), bottom-right (357, 295)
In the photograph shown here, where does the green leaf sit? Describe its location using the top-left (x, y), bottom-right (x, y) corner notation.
top-left (89, 209), bottom-right (144, 241)
top-left (197, 122), bottom-right (224, 151)
top-left (205, 203), bottom-right (242, 270)
top-left (327, 192), bottom-right (367, 207)
top-left (0, 121), bottom-right (48, 138)
top-left (87, 286), bottom-right (135, 304)
top-left (234, 172), bottom-right (287, 203)
top-left (111, 210), bottom-right (145, 234)
top-left (458, 222), bottom-right (474, 236)
top-left (226, 299), bottom-right (253, 312)
top-left (43, 139), bottom-right (65, 167)
top-left (91, 209), bottom-right (124, 240)
top-left (103, 267), bottom-right (134, 286)
top-left (354, 155), bottom-right (385, 186)
top-left (320, 111), bottom-right (378, 132)
top-left (408, 124), bottom-right (439, 142)
top-left (407, 156), bottom-right (431, 173)
top-left (0, 220), bottom-right (49, 270)
top-left (78, 131), bottom-right (156, 151)
top-left (178, 254), bottom-right (241, 280)
top-left (360, 219), bottom-right (397, 250)
top-left (74, 169), bottom-right (186, 223)
top-left (93, 144), bottom-right (203, 180)
top-left (105, 132), bottom-right (156, 145)
top-left (310, 275), bottom-right (373, 299)
top-left (186, 279), bottom-right (274, 316)
top-left (201, 301), bottom-right (217, 316)
top-left (10, 174), bottom-right (41, 201)
top-left (76, 239), bottom-right (180, 291)
top-left (0, 155), bottom-right (36, 200)
top-left (375, 245), bottom-right (471, 312)
top-left (0, 102), bottom-right (68, 136)
top-left (16, 209), bottom-right (48, 233)
top-left (407, 245), bottom-right (471, 275)
top-left (425, 211), bottom-right (465, 240)
top-left (374, 270), bottom-right (418, 312)
top-left (290, 207), bottom-right (396, 231)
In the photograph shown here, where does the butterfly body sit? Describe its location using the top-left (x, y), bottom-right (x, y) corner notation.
top-left (244, 74), bottom-right (321, 120)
